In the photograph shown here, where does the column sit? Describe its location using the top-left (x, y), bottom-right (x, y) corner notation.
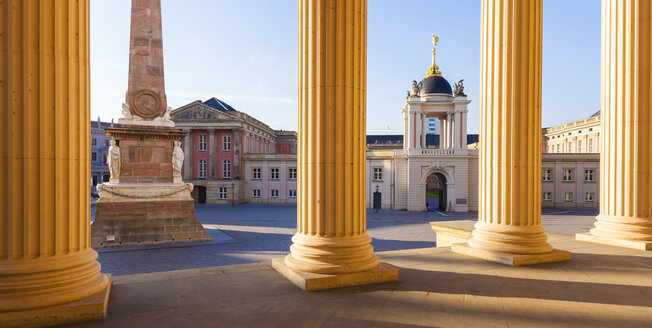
top-left (453, 111), bottom-right (461, 149)
top-left (439, 117), bottom-right (445, 149)
top-left (446, 113), bottom-right (453, 149)
top-left (0, 0), bottom-right (110, 325)
top-left (451, 0), bottom-right (570, 265)
top-left (577, 0), bottom-right (652, 250)
top-left (233, 129), bottom-right (241, 178)
top-left (273, 0), bottom-right (397, 290)
top-left (208, 129), bottom-right (217, 179)
top-left (183, 129), bottom-right (193, 179)
top-left (421, 114), bottom-right (427, 148)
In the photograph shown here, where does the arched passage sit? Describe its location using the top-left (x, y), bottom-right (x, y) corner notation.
top-left (425, 172), bottom-right (447, 211)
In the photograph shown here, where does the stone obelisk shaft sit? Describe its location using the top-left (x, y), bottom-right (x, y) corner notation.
top-left (126, 0), bottom-right (167, 110)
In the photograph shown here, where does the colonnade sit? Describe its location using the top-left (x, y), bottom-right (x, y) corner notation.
top-left (2, 0), bottom-right (652, 325)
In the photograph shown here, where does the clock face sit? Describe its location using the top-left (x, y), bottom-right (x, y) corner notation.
top-left (130, 89), bottom-right (163, 118)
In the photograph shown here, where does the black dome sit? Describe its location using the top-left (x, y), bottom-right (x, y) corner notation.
top-left (421, 75), bottom-right (453, 95)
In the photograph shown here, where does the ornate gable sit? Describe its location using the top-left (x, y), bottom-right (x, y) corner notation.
top-left (171, 104), bottom-right (236, 122)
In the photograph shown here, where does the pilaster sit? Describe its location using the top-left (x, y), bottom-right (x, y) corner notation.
top-left (452, 0), bottom-right (570, 265)
top-left (577, 0), bottom-right (652, 250)
top-left (0, 1), bottom-right (111, 325)
top-left (233, 129), bottom-right (241, 178)
top-left (272, 0), bottom-right (397, 290)
top-left (208, 129), bottom-right (217, 179)
top-left (183, 129), bottom-right (193, 179)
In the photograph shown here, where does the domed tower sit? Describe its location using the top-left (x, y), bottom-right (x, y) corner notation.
top-left (402, 35), bottom-right (470, 151)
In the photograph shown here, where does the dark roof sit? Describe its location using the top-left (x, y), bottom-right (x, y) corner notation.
top-left (590, 110), bottom-right (601, 117)
top-left (203, 97), bottom-right (237, 112)
top-left (90, 121), bottom-right (113, 129)
top-left (420, 75), bottom-right (453, 95)
top-left (367, 134), bottom-right (480, 147)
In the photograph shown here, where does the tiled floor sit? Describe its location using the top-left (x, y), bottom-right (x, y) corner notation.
top-left (65, 232), bottom-right (652, 328)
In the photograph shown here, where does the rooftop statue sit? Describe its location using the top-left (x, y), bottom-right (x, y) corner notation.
top-left (453, 79), bottom-right (466, 97)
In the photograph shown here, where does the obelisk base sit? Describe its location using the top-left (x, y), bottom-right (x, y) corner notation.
top-left (576, 232), bottom-right (652, 251)
top-left (0, 274), bottom-right (111, 328)
top-left (272, 258), bottom-right (398, 291)
top-left (451, 243), bottom-right (571, 266)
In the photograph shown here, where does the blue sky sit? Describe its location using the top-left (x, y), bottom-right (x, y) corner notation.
top-left (91, 0), bottom-right (600, 134)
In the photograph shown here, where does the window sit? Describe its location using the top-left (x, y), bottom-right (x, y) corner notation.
top-left (223, 134), bottom-right (231, 151)
top-left (289, 190), bottom-right (297, 198)
top-left (585, 169), bottom-right (595, 182)
top-left (564, 192), bottom-right (574, 202)
top-left (589, 139), bottom-right (595, 153)
top-left (543, 192), bottom-right (552, 201)
top-left (104, 139), bottom-right (109, 146)
top-left (253, 189), bottom-right (261, 198)
top-left (542, 169), bottom-right (552, 182)
top-left (373, 168), bottom-right (383, 181)
top-left (198, 134), bottom-right (207, 152)
top-left (556, 144), bottom-right (560, 153)
top-left (103, 153), bottom-right (108, 165)
top-left (223, 160), bottom-right (231, 179)
top-left (271, 168), bottom-right (279, 180)
top-left (219, 187), bottom-right (227, 200)
top-left (198, 159), bottom-right (207, 178)
top-left (578, 140), bottom-right (583, 153)
top-left (585, 192), bottom-right (595, 202)
top-left (92, 152), bottom-right (97, 161)
top-left (563, 169), bottom-right (574, 181)
top-left (92, 138), bottom-right (97, 146)
top-left (271, 189), bottom-right (279, 198)
top-left (252, 168), bottom-right (261, 180)
top-left (289, 168), bottom-right (297, 180)
top-left (568, 142), bottom-right (574, 153)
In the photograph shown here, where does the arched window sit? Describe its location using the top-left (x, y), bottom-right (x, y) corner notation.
top-left (198, 159), bottom-right (207, 179)
top-left (223, 134), bottom-right (231, 151)
top-left (223, 159), bottom-right (231, 179)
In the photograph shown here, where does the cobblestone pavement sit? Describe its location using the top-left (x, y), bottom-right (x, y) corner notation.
top-left (93, 204), bottom-right (598, 276)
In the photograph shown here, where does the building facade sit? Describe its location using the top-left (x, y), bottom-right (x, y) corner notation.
top-left (542, 111), bottom-right (601, 153)
top-left (90, 120), bottom-right (112, 189)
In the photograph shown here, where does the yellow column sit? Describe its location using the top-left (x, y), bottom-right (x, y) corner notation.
top-left (451, 0), bottom-right (571, 265)
top-left (0, 1), bottom-right (111, 326)
top-left (272, 0), bottom-right (397, 290)
top-left (577, 0), bottom-right (652, 250)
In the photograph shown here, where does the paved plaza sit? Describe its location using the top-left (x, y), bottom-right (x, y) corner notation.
top-left (93, 205), bottom-right (598, 275)
top-left (66, 208), bottom-right (652, 328)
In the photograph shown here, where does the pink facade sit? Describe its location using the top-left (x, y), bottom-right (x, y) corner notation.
top-left (192, 129), bottom-right (209, 179)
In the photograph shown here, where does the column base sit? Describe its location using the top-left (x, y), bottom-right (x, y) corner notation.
top-left (576, 232), bottom-right (652, 250)
top-left (451, 243), bottom-right (571, 266)
top-left (0, 274), bottom-right (112, 328)
top-left (271, 258), bottom-right (398, 291)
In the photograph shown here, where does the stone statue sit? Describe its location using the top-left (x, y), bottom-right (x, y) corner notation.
top-left (121, 103), bottom-right (133, 120)
top-left (453, 79), bottom-right (466, 97)
top-left (411, 80), bottom-right (420, 97)
top-left (172, 140), bottom-right (184, 181)
top-left (406, 90), bottom-right (411, 100)
top-left (107, 139), bottom-right (120, 181)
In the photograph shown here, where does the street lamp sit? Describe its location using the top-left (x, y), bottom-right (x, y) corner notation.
top-left (231, 182), bottom-right (235, 207)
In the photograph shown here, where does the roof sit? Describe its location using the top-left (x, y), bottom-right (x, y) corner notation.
top-left (90, 121), bottom-right (114, 129)
top-left (367, 134), bottom-right (480, 146)
top-left (420, 75), bottom-right (453, 95)
top-left (590, 110), bottom-right (601, 117)
top-left (203, 97), bottom-right (237, 112)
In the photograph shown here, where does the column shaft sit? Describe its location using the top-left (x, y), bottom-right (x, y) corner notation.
top-left (0, 0), bottom-right (108, 312)
top-left (469, 0), bottom-right (553, 255)
top-left (589, 0), bottom-right (652, 243)
top-left (285, 0), bottom-right (378, 274)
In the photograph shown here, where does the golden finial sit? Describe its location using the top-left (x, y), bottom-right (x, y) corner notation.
top-left (425, 34), bottom-right (442, 77)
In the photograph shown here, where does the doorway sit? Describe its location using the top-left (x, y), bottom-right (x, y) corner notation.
top-left (425, 172), bottom-right (447, 211)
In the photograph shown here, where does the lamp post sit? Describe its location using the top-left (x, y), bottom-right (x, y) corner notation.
top-left (231, 182), bottom-right (235, 207)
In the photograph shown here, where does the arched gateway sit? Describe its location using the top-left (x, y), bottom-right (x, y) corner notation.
top-left (425, 172), bottom-right (447, 211)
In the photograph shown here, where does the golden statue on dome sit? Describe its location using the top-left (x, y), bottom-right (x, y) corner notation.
top-left (425, 34), bottom-right (442, 78)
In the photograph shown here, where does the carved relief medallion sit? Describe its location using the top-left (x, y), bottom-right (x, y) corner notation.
top-left (130, 89), bottom-right (164, 119)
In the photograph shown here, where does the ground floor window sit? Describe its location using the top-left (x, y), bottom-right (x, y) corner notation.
top-left (289, 190), bottom-right (296, 198)
top-left (585, 192), bottom-right (594, 202)
top-left (253, 189), bottom-right (260, 198)
top-left (271, 189), bottom-right (279, 198)
top-left (219, 187), bottom-right (227, 200)
top-left (564, 192), bottom-right (573, 202)
top-left (543, 192), bottom-right (552, 201)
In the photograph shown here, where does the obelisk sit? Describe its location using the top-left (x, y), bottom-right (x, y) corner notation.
top-left (91, 0), bottom-right (212, 247)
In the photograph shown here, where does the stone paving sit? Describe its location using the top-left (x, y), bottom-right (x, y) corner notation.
top-left (66, 226), bottom-right (652, 328)
top-left (93, 204), bottom-right (599, 276)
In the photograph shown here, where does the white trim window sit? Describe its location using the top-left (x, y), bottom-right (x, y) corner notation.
top-left (585, 192), bottom-right (595, 202)
top-left (289, 168), bottom-right (297, 180)
top-left (584, 169), bottom-right (595, 182)
top-left (271, 168), bottom-right (279, 180)
top-left (219, 187), bottom-right (227, 200)
top-left (223, 160), bottom-right (231, 179)
top-left (578, 140), bottom-right (583, 153)
top-left (542, 169), bottom-right (552, 182)
top-left (289, 190), bottom-right (297, 198)
top-left (92, 152), bottom-right (97, 161)
top-left (569, 142), bottom-right (574, 153)
top-left (223, 134), bottom-right (231, 151)
top-left (198, 134), bottom-right (208, 152)
top-left (589, 139), bottom-right (594, 153)
top-left (271, 189), bottom-right (279, 198)
top-left (253, 189), bottom-right (261, 198)
top-left (543, 192), bottom-right (552, 201)
top-left (563, 169), bottom-right (574, 182)
top-left (564, 192), bottom-right (574, 202)
top-left (252, 168), bottom-right (261, 180)
top-left (373, 168), bottom-right (383, 181)
top-left (198, 159), bottom-right (207, 179)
